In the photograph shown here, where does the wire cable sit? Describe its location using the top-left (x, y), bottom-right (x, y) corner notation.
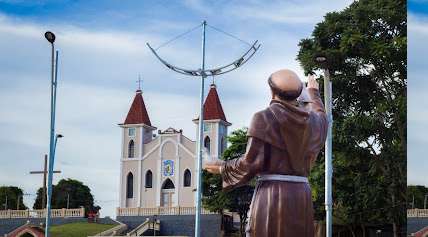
top-left (155, 23), bottom-right (203, 50)
top-left (207, 24), bottom-right (252, 47)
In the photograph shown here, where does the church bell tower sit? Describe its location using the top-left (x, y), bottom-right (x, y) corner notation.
top-left (194, 83), bottom-right (231, 160)
top-left (119, 88), bottom-right (156, 208)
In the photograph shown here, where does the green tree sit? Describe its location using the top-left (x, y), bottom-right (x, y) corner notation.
top-left (0, 186), bottom-right (27, 210)
top-left (297, 0), bottom-right (406, 236)
top-left (33, 178), bottom-right (100, 215)
top-left (407, 185), bottom-right (428, 209)
top-left (203, 128), bottom-right (253, 237)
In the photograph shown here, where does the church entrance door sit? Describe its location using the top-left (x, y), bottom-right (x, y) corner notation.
top-left (161, 178), bottom-right (175, 207)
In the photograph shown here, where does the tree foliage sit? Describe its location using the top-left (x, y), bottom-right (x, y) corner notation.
top-left (202, 128), bottom-right (253, 236)
top-left (297, 0), bottom-right (406, 235)
top-left (407, 185), bottom-right (428, 209)
top-left (0, 186), bottom-right (27, 210)
top-left (33, 178), bottom-right (100, 215)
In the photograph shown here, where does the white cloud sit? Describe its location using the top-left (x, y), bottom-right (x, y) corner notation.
top-left (225, 0), bottom-right (354, 24)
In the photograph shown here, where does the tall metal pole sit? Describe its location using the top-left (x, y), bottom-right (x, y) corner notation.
top-left (43, 154), bottom-right (48, 209)
top-left (45, 43), bottom-right (58, 237)
top-left (324, 69), bottom-right (333, 237)
top-left (194, 20), bottom-right (206, 237)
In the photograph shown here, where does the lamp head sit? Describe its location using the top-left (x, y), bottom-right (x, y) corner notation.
top-left (315, 56), bottom-right (327, 63)
top-left (56, 134), bottom-right (63, 138)
top-left (44, 31), bottom-right (56, 44)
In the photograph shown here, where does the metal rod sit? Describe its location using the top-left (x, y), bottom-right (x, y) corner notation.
top-left (67, 194), bottom-right (70, 209)
top-left (324, 69), bottom-right (333, 237)
top-left (45, 45), bottom-right (58, 237)
top-left (43, 154), bottom-right (47, 209)
top-left (194, 20), bottom-right (206, 237)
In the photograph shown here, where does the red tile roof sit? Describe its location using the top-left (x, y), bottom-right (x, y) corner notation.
top-left (203, 84), bottom-right (228, 122)
top-left (124, 90), bottom-right (152, 126)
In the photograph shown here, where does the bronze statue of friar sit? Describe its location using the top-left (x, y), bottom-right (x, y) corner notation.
top-left (205, 69), bottom-right (328, 237)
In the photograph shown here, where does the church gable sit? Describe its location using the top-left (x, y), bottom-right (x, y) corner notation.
top-left (143, 136), bottom-right (160, 157)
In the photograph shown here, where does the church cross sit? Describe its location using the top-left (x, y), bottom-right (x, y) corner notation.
top-left (29, 154), bottom-right (61, 209)
top-left (136, 75), bottom-right (143, 91)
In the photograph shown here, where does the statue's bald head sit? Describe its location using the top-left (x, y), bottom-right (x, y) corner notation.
top-left (268, 69), bottom-right (303, 101)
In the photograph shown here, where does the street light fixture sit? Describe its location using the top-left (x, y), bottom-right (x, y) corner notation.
top-left (315, 53), bottom-right (333, 237)
top-left (44, 31), bottom-right (60, 237)
top-left (44, 31), bottom-right (56, 44)
top-left (315, 56), bottom-right (327, 63)
top-left (54, 134), bottom-right (63, 152)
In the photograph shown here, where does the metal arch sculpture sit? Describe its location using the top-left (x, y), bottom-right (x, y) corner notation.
top-left (146, 21), bottom-right (259, 237)
top-left (146, 40), bottom-right (261, 77)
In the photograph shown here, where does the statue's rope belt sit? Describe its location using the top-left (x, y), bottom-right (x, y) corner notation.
top-left (246, 174), bottom-right (309, 234)
top-left (258, 174), bottom-right (309, 183)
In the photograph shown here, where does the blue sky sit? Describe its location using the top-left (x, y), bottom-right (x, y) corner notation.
top-left (0, 0), bottom-right (417, 218)
top-left (408, 1), bottom-right (428, 188)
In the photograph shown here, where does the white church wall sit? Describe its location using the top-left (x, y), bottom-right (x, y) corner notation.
top-left (122, 160), bottom-right (139, 207)
top-left (178, 150), bottom-right (195, 206)
top-left (141, 153), bottom-right (158, 208)
top-left (181, 136), bottom-right (196, 154)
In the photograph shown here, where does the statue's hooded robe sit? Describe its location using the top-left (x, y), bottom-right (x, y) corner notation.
top-left (222, 88), bottom-right (328, 237)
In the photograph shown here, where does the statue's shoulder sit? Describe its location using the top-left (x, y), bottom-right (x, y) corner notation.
top-left (248, 107), bottom-right (277, 135)
top-left (248, 106), bottom-right (283, 149)
top-left (250, 107), bottom-right (274, 128)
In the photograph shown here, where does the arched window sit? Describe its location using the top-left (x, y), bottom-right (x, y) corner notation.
top-left (204, 136), bottom-right (211, 153)
top-left (145, 170), bottom-right (153, 188)
top-left (220, 137), bottom-right (225, 155)
top-left (126, 172), bottom-right (133, 198)
top-left (128, 140), bottom-right (135, 158)
top-left (161, 178), bottom-right (175, 189)
top-left (183, 169), bottom-right (191, 187)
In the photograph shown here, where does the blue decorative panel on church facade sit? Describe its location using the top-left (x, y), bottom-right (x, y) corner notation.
top-left (163, 160), bottom-right (174, 176)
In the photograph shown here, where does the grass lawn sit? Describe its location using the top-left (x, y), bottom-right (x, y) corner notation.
top-left (50, 222), bottom-right (117, 237)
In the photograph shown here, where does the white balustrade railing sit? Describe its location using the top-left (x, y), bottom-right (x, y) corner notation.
top-left (407, 209), bottom-right (428, 217)
top-left (117, 206), bottom-right (217, 216)
top-left (0, 208), bottom-right (85, 219)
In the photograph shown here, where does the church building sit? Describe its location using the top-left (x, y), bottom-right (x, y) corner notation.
top-left (118, 84), bottom-right (231, 209)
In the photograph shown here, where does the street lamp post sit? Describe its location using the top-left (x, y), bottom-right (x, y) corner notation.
top-left (316, 55), bottom-right (333, 237)
top-left (44, 31), bottom-right (60, 237)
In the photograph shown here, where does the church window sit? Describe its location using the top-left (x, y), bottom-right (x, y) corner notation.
top-left (145, 170), bottom-right (153, 188)
top-left (126, 172), bottom-right (134, 198)
top-left (128, 127), bottom-right (136, 137)
top-left (184, 169), bottom-right (191, 187)
top-left (128, 140), bottom-right (135, 158)
top-left (203, 122), bottom-right (211, 132)
top-left (220, 137), bottom-right (225, 155)
top-left (204, 136), bottom-right (211, 153)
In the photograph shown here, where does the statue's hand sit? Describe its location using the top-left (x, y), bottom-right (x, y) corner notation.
top-left (203, 160), bottom-right (224, 174)
top-left (307, 75), bottom-right (319, 90)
